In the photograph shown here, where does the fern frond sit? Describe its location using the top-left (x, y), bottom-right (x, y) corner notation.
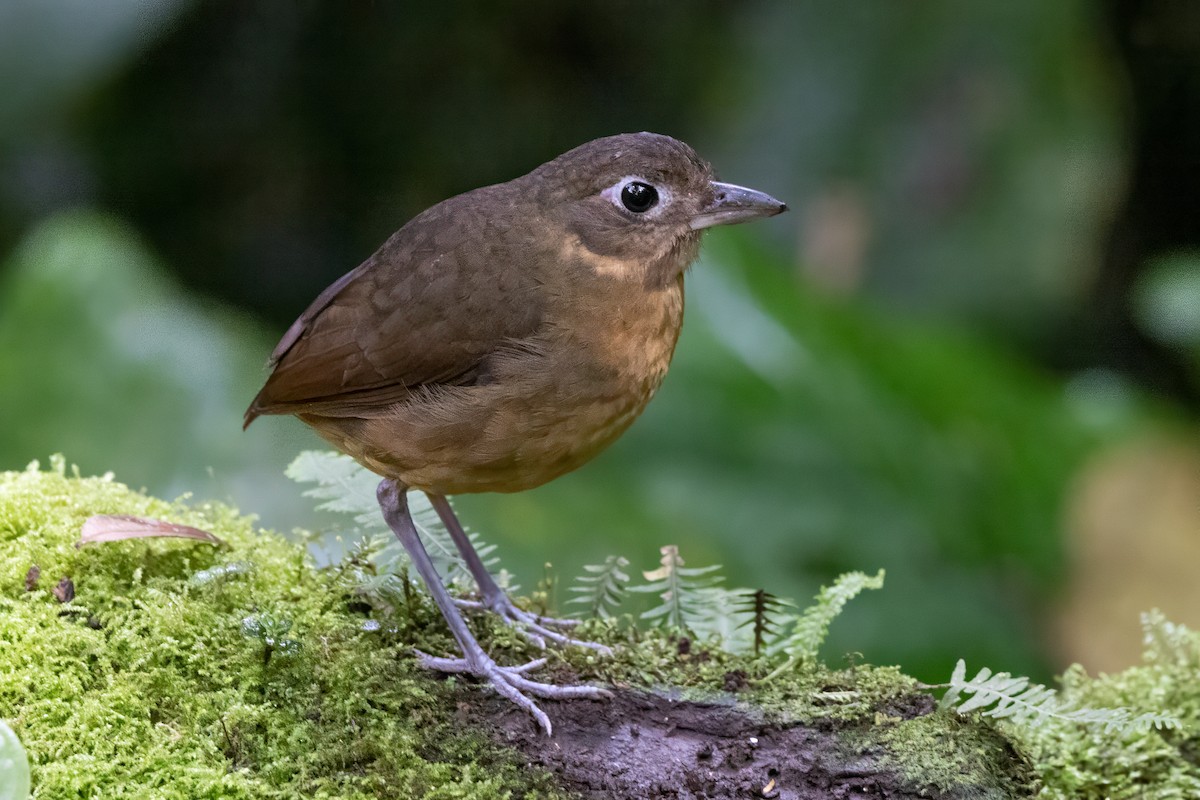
top-left (940, 660), bottom-right (1180, 734)
top-left (286, 450), bottom-right (381, 529)
top-left (629, 545), bottom-right (723, 632)
top-left (1141, 609), bottom-right (1200, 667)
top-left (689, 586), bottom-right (756, 651)
top-left (287, 450), bottom-right (498, 591)
top-left (567, 555), bottom-right (630, 618)
top-left (769, 569), bottom-right (883, 664)
top-left (735, 589), bottom-right (790, 656)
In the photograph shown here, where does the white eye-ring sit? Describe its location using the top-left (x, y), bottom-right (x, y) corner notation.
top-left (602, 176), bottom-right (670, 216)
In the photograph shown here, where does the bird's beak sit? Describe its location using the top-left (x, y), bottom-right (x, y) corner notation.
top-left (689, 181), bottom-right (788, 230)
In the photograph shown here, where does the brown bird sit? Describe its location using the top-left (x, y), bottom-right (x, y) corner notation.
top-left (245, 132), bottom-right (786, 733)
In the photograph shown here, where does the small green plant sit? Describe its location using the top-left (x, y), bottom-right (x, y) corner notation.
top-left (939, 660), bottom-right (1179, 734)
top-left (566, 554), bottom-right (630, 618)
top-left (766, 569), bottom-right (885, 678)
top-left (189, 560), bottom-right (254, 586)
top-left (241, 612), bottom-right (301, 666)
top-left (290, 452), bottom-right (879, 664)
top-left (629, 545), bottom-right (724, 632)
top-left (736, 589), bottom-right (789, 656)
top-left (1141, 608), bottom-right (1200, 666)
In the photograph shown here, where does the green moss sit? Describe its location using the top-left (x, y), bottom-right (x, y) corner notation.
top-left (0, 458), bottom-right (563, 799)
top-left (1021, 628), bottom-right (1200, 800)
top-left (870, 711), bottom-right (1034, 798)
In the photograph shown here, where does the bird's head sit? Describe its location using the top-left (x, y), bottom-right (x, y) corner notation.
top-left (526, 132), bottom-right (787, 287)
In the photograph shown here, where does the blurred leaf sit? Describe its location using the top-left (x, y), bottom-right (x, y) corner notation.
top-left (712, 1), bottom-right (1122, 334)
top-left (0, 720), bottom-right (30, 800)
top-left (0, 0), bottom-right (186, 138)
top-left (1133, 253), bottom-right (1200, 350)
top-left (0, 210), bottom-right (324, 529)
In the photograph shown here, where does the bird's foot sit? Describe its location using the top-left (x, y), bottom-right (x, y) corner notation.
top-left (415, 649), bottom-right (609, 735)
top-left (455, 592), bottom-right (612, 654)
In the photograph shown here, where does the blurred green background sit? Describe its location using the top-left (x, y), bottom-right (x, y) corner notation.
top-left (3, 0), bottom-right (1199, 684)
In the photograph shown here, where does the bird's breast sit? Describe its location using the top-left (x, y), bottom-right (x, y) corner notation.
top-left (475, 273), bottom-right (686, 488)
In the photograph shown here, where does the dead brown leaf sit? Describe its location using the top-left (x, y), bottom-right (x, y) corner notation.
top-left (78, 515), bottom-right (224, 548)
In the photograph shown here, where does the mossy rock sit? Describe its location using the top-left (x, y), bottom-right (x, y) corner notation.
top-left (0, 458), bottom-right (1051, 797)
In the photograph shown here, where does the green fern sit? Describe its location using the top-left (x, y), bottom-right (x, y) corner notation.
top-left (939, 660), bottom-right (1180, 734)
top-left (1141, 608), bottom-right (1200, 667)
top-left (286, 450), bottom-right (497, 590)
top-left (735, 589), bottom-right (790, 656)
top-left (766, 569), bottom-right (884, 678)
top-left (567, 555), bottom-right (631, 618)
top-left (285, 449), bottom-right (382, 530)
top-left (690, 586), bottom-right (756, 650)
top-left (629, 545), bottom-right (723, 632)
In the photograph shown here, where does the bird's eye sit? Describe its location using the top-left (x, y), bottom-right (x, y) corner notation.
top-left (620, 181), bottom-right (659, 213)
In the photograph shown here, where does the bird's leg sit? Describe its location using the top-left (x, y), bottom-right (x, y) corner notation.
top-left (377, 479), bottom-right (605, 735)
top-left (426, 493), bottom-right (612, 655)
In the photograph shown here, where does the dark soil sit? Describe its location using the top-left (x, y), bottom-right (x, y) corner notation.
top-left (462, 687), bottom-right (1017, 799)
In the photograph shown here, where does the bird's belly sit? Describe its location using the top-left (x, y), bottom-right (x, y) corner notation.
top-left (308, 372), bottom-right (661, 495)
top-left (392, 352), bottom-right (667, 494)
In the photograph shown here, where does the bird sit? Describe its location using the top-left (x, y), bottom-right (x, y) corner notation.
top-left (245, 132), bottom-right (786, 734)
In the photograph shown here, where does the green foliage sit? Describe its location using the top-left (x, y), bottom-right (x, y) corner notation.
top-left (1022, 613), bottom-right (1200, 800)
top-left (286, 450), bottom-right (497, 590)
top-left (767, 569), bottom-right (885, 677)
top-left (1141, 608), bottom-right (1200, 666)
top-left (628, 545), bottom-right (724, 632)
top-left (1133, 253), bottom-right (1200, 351)
top-left (291, 459), bottom-right (875, 666)
top-left (0, 212), bottom-right (320, 531)
top-left (735, 589), bottom-right (789, 656)
top-left (285, 450), bottom-right (387, 531)
top-left (240, 612), bottom-right (302, 664)
top-left (0, 721), bottom-right (30, 800)
top-left (566, 555), bottom-right (630, 619)
top-left (563, 543), bottom-right (879, 666)
top-left (940, 660), bottom-right (1177, 734)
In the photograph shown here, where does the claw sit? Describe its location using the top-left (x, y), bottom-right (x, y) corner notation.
top-left (414, 648), bottom-right (610, 735)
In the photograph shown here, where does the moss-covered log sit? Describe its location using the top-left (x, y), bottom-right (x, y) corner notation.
top-left (1, 460), bottom-right (1194, 798)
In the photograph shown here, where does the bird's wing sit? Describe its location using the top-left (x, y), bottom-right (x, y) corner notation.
top-left (244, 193), bottom-right (543, 426)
